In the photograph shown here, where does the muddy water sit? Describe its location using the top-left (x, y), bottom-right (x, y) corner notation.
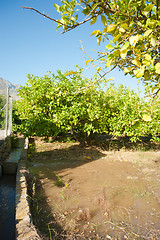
top-left (28, 140), bottom-right (160, 239)
top-left (0, 175), bottom-right (16, 240)
top-left (43, 158), bottom-right (160, 238)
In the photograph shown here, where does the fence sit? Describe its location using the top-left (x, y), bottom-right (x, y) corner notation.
top-left (0, 87), bottom-right (12, 139)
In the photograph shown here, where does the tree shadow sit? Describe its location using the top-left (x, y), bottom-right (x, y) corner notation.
top-left (26, 172), bottom-right (68, 239)
top-left (89, 134), bottom-right (160, 151)
top-left (26, 136), bottom-right (160, 239)
top-left (27, 138), bottom-right (107, 239)
top-left (28, 137), bottom-right (106, 174)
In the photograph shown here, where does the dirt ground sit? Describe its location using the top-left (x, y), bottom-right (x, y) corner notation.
top-left (27, 137), bottom-right (160, 240)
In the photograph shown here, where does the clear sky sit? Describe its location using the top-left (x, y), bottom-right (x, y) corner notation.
top-left (0, 0), bottom-right (144, 95)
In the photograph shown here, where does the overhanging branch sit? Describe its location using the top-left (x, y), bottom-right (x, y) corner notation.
top-left (21, 6), bottom-right (70, 28)
top-left (22, 6), bottom-right (99, 34)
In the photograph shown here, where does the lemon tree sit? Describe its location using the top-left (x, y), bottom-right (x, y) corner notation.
top-left (22, 0), bottom-right (160, 96)
top-left (16, 68), bottom-right (160, 142)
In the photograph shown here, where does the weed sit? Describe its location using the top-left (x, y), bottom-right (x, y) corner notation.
top-left (55, 174), bottom-right (70, 188)
top-left (48, 224), bottom-right (55, 240)
top-left (60, 189), bottom-right (69, 201)
top-left (135, 189), bottom-right (152, 197)
top-left (28, 194), bottom-right (42, 217)
top-left (27, 181), bottom-right (42, 218)
top-left (55, 174), bottom-right (65, 187)
top-left (132, 185), bottom-right (152, 197)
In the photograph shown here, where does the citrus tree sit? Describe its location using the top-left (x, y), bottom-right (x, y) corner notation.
top-left (104, 84), bottom-right (160, 141)
top-left (22, 0), bottom-right (160, 96)
top-left (16, 67), bottom-right (110, 141)
top-left (16, 67), bottom-right (160, 142)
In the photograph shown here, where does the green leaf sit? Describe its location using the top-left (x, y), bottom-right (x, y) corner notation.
top-left (144, 70), bottom-right (150, 80)
top-left (144, 54), bottom-right (151, 61)
top-left (107, 24), bottom-right (116, 33)
top-left (146, 19), bottom-right (157, 28)
top-left (65, 71), bottom-right (77, 76)
top-left (75, 14), bottom-right (78, 21)
top-left (155, 62), bottom-right (160, 74)
top-left (82, 7), bottom-right (90, 15)
top-left (134, 66), bottom-right (145, 78)
top-left (113, 34), bottom-right (121, 43)
top-left (132, 59), bottom-right (141, 67)
top-left (106, 60), bottom-right (112, 69)
top-left (129, 35), bottom-right (139, 46)
top-left (143, 4), bottom-right (154, 16)
top-left (142, 114), bottom-right (152, 122)
top-left (106, 43), bottom-right (114, 49)
top-left (101, 15), bottom-right (107, 26)
top-left (144, 29), bottom-right (152, 37)
top-left (54, 3), bottom-right (60, 13)
top-left (107, 54), bottom-right (114, 60)
top-left (119, 27), bottom-right (125, 33)
top-left (120, 49), bottom-right (127, 59)
top-left (90, 17), bottom-right (97, 25)
top-left (121, 23), bottom-right (129, 30)
top-left (142, 59), bottom-right (150, 67)
top-left (97, 36), bottom-right (101, 46)
top-left (124, 67), bottom-right (131, 73)
top-left (151, 36), bottom-right (157, 47)
top-left (113, 49), bottom-right (120, 56)
top-left (90, 30), bottom-right (98, 36)
top-left (86, 59), bottom-right (93, 65)
top-left (121, 42), bottom-right (130, 51)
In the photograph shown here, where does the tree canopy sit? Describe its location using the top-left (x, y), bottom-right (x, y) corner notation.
top-left (22, 0), bottom-right (160, 96)
top-left (16, 69), bottom-right (160, 142)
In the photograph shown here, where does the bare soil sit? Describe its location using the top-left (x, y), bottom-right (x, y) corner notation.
top-left (27, 137), bottom-right (160, 239)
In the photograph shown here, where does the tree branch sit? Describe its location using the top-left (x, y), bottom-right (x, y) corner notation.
top-left (145, 87), bottom-right (160, 99)
top-left (156, 0), bottom-right (159, 20)
top-left (21, 6), bottom-right (70, 28)
top-left (22, 5), bottom-right (100, 34)
top-left (62, 14), bottom-right (99, 33)
top-left (75, 65), bottom-right (117, 94)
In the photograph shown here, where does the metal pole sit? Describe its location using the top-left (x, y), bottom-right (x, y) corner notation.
top-left (8, 96), bottom-right (12, 135)
top-left (5, 87), bottom-right (9, 137)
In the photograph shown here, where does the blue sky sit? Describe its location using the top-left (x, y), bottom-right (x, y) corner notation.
top-left (0, 0), bottom-right (144, 95)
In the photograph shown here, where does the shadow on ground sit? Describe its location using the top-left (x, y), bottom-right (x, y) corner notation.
top-left (26, 137), bottom-right (160, 239)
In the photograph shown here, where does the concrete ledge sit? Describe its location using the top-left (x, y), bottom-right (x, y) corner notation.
top-left (16, 138), bottom-right (41, 240)
top-left (3, 148), bottom-right (23, 174)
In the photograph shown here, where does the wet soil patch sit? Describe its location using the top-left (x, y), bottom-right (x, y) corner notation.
top-left (28, 138), bottom-right (160, 239)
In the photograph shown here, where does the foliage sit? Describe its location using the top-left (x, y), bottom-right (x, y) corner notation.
top-left (12, 101), bottom-right (22, 133)
top-left (22, 1), bottom-right (160, 96)
top-left (16, 67), bottom-right (109, 140)
top-left (53, 0), bottom-right (160, 96)
top-left (0, 95), bottom-right (3, 109)
top-left (104, 85), bottom-right (160, 141)
top-left (16, 69), bottom-right (160, 142)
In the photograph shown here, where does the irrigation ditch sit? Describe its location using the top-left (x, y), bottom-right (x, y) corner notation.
top-left (0, 137), bottom-right (41, 240)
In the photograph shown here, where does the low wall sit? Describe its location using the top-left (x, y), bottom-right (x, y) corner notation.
top-left (16, 138), bottom-right (41, 240)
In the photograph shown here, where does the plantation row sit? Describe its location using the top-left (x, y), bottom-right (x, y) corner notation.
top-left (14, 68), bottom-right (160, 142)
